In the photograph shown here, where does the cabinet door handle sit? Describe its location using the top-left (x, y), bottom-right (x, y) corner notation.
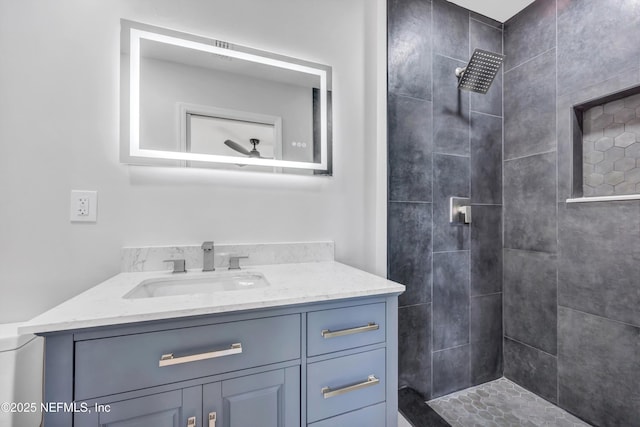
top-left (208, 412), bottom-right (217, 427)
top-left (321, 322), bottom-right (379, 339)
top-left (321, 375), bottom-right (380, 399)
top-left (159, 343), bottom-right (242, 367)
top-left (187, 416), bottom-right (196, 427)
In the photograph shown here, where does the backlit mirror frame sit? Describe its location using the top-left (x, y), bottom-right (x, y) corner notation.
top-left (120, 20), bottom-right (332, 173)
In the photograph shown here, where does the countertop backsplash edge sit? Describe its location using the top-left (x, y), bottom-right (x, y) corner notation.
top-left (121, 241), bottom-right (335, 272)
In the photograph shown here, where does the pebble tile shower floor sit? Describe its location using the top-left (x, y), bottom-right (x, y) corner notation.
top-left (428, 378), bottom-right (591, 427)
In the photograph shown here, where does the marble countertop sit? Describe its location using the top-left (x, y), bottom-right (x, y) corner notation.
top-left (20, 262), bottom-right (404, 335)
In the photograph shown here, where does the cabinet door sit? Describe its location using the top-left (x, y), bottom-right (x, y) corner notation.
top-left (211, 367), bottom-right (300, 427)
top-left (75, 386), bottom-right (202, 427)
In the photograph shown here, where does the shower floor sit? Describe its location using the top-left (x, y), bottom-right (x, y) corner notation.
top-left (428, 378), bottom-right (590, 427)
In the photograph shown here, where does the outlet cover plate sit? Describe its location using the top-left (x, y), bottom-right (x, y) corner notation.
top-left (70, 190), bottom-right (97, 222)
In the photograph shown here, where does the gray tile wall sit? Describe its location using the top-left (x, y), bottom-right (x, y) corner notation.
top-left (504, 0), bottom-right (640, 425)
top-left (558, 307), bottom-right (640, 427)
top-left (388, 0), bottom-right (503, 399)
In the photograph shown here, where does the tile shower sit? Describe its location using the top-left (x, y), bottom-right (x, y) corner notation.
top-left (388, 0), bottom-right (640, 426)
top-left (388, 0), bottom-right (504, 400)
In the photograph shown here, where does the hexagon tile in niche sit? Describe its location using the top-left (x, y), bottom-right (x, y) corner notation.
top-left (582, 93), bottom-right (640, 196)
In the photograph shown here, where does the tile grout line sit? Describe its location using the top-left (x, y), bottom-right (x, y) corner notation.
top-left (391, 92), bottom-right (433, 103)
top-left (469, 110), bottom-right (503, 119)
top-left (467, 11), bottom-right (472, 390)
top-left (503, 247), bottom-right (557, 255)
top-left (503, 46), bottom-right (556, 74)
top-left (435, 52), bottom-right (467, 64)
top-left (504, 335), bottom-right (558, 359)
top-left (558, 304), bottom-right (640, 330)
top-left (554, 0), bottom-right (560, 406)
top-left (469, 16), bottom-right (502, 31)
top-left (432, 341), bottom-right (470, 354)
top-left (558, 66), bottom-right (640, 101)
top-left (471, 291), bottom-right (503, 299)
top-left (504, 149), bottom-right (558, 162)
top-left (398, 302), bottom-right (431, 310)
top-left (501, 12), bottom-right (506, 383)
top-left (432, 152), bottom-right (470, 158)
top-left (388, 200), bottom-right (433, 205)
top-left (429, 0), bottom-right (435, 401)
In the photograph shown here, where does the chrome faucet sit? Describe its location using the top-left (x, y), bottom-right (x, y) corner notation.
top-left (201, 241), bottom-right (215, 271)
top-left (164, 259), bottom-right (186, 273)
top-left (228, 255), bottom-right (249, 270)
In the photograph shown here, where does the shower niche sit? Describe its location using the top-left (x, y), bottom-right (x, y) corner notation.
top-left (572, 86), bottom-right (640, 200)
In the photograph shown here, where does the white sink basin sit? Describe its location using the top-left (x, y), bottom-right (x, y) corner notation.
top-left (124, 271), bottom-right (269, 299)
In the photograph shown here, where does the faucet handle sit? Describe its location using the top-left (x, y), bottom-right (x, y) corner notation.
top-left (228, 255), bottom-right (249, 270)
top-left (164, 259), bottom-right (186, 273)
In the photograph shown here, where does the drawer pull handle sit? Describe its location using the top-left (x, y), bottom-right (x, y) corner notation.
top-left (321, 375), bottom-right (380, 399)
top-left (208, 412), bottom-right (217, 427)
top-left (187, 416), bottom-right (196, 427)
top-left (321, 322), bottom-right (379, 339)
top-left (159, 343), bottom-right (242, 367)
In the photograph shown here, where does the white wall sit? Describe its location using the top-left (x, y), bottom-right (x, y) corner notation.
top-left (0, 0), bottom-right (387, 323)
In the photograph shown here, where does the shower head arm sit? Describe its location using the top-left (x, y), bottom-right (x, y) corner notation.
top-left (455, 67), bottom-right (467, 78)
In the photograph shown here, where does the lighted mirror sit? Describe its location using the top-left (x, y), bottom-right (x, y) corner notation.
top-left (120, 20), bottom-right (332, 174)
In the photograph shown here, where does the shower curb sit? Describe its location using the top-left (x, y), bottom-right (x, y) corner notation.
top-left (398, 387), bottom-right (451, 427)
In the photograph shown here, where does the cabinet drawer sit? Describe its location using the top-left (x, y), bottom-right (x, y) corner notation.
top-left (307, 303), bottom-right (386, 356)
top-left (308, 402), bottom-right (386, 427)
top-left (307, 348), bottom-right (386, 423)
top-left (75, 314), bottom-right (300, 400)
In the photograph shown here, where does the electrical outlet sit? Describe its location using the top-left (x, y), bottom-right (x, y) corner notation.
top-left (70, 190), bottom-right (97, 222)
top-left (77, 197), bottom-right (89, 216)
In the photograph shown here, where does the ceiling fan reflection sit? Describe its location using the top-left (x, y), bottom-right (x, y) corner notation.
top-left (224, 138), bottom-right (272, 159)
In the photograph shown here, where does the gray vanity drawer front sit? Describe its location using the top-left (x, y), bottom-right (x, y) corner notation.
top-left (307, 303), bottom-right (386, 356)
top-left (308, 402), bottom-right (386, 427)
top-left (306, 348), bottom-right (386, 423)
top-left (74, 314), bottom-right (300, 400)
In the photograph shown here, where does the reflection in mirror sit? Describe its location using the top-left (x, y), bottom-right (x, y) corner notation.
top-left (182, 104), bottom-right (282, 172)
top-left (120, 20), bottom-right (332, 175)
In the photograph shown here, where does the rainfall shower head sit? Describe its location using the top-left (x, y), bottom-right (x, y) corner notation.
top-left (455, 48), bottom-right (504, 94)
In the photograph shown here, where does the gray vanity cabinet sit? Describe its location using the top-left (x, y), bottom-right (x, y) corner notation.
top-left (41, 296), bottom-right (399, 427)
top-left (209, 367), bottom-right (301, 427)
top-left (75, 367), bottom-right (299, 427)
top-left (75, 387), bottom-right (200, 427)
top-left (73, 315), bottom-right (301, 400)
